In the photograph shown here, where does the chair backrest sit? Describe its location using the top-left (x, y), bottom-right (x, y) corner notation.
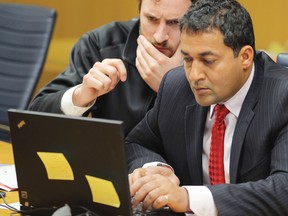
top-left (0, 3), bottom-right (57, 142)
top-left (276, 53), bottom-right (288, 68)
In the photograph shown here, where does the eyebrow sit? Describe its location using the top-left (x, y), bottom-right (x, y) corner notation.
top-left (181, 50), bottom-right (189, 56)
top-left (181, 50), bottom-right (218, 57)
top-left (144, 12), bottom-right (180, 22)
top-left (199, 51), bottom-right (216, 57)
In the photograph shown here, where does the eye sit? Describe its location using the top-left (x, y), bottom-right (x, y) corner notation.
top-left (203, 59), bottom-right (215, 66)
top-left (167, 20), bottom-right (179, 26)
top-left (183, 56), bottom-right (193, 63)
top-left (147, 16), bottom-right (157, 22)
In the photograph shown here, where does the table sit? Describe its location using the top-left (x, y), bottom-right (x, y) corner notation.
top-left (0, 141), bottom-right (20, 216)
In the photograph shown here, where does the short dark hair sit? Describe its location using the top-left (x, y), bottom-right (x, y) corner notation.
top-left (180, 0), bottom-right (255, 57)
top-left (138, 0), bottom-right (195, 11)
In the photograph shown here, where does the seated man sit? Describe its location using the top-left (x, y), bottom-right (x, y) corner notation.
top-left (125, 0), bottom-right (288, 215)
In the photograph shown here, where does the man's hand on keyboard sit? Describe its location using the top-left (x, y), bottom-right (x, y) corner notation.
top-left (129, 166), bottom-right (190, 213)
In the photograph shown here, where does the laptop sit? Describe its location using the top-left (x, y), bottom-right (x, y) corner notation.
top-left (8, 109), bottom-right (180, 216)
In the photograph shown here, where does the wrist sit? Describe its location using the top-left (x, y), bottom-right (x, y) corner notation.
top-left (142, 161), bottom-right (174, 172)
top-left (156, 162), bottom-right (174, 172)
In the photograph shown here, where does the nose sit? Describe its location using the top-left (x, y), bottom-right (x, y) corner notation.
top-left (153, 22), bottom-right (169, 44)
top-left (186, 61), bottom-right (205, 83)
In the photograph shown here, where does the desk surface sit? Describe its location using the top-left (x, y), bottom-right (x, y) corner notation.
top-left (0, 141), bottom-right (20, 216)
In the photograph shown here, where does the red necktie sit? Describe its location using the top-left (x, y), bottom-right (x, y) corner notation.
top-left (209, 104), bottom-right (229, 185)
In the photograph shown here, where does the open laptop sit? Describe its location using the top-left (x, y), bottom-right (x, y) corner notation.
top-left (8, 109), bottom-right (179, 216)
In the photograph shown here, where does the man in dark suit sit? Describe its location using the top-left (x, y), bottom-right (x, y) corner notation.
top-left (125, 0), bottom-right (288, 215)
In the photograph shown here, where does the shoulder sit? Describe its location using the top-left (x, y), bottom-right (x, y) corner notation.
top-left (88, 20), bottom-right (137, 37)
top-left (255, 52), bottom-right (288, 106)
top-left (73, 20), bottom-right (138, 51)
top-left (256, 51), bottom-right (288, 81)
top-left (86, 20), bottom-right (137, 45)
top-left (158, 66), bottom-right (192, 99)
top-left (162, 66), bottom-right (189, 88)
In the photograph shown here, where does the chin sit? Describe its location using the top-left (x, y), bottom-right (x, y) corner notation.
top-left (159, 50), bottom-right (172, 57)
top-left (195, 98), bottom-right (213, 107)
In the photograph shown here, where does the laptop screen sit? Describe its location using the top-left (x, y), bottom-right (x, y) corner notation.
top-left (8, 109), bottom-right (133, 216)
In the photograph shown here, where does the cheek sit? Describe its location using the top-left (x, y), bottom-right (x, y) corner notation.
top-left (140, 20), bottom-right (154, 38)
top-left (169, 30), bottom-right (181, 46)
top-left (214, 69), bottom-right (242, 100)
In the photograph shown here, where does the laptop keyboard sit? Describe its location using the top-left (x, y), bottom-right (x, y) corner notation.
top-left (132, 202), bottom-right (173, 216)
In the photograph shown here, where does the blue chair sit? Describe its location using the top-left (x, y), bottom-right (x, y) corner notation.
top-left (277, 53), bottom-right (288, 68)
top-left (0, 3), bottom-right (57, 142)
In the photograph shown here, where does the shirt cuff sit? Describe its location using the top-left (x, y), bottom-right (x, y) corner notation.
top-left (142, 162), bottom-right (174, 172)
top-left (183, 186), bottom-right (217, 216)
top-left (61, 85), bottom-right (95, 116)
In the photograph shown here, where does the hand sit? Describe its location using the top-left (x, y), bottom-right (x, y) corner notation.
top-left (72, 59), bottom-right (127, 107)
top-left (136, 35), bottom-right (182, 92)
top-left (129, 167), bottom-right (190, 212)
top-left (129, 166), bottom-right (180, 186)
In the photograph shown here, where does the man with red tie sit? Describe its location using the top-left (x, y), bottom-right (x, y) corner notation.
top-left (125, 0), bottom-right (288, 215)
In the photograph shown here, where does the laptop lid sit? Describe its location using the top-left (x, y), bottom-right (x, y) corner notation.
top-left (8, 109), bottom-right (133, 216)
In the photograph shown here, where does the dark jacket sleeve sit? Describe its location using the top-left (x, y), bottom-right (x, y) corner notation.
top-left (124, 73), bottom-right (168, 173)
top-left (28, 32), bottom-right (100, 114)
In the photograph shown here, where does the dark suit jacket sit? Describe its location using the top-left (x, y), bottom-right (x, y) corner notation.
top-left (125, 51), bottom-right (288, 215)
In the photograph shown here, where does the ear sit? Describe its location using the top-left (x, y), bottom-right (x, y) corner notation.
top-left (239, 45), bottom-right (254, 70)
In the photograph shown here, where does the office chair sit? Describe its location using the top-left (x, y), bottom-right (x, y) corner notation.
top-left (276, 53), bottom-right (288, 68)
top-left (0, 3), bottom-right (57, 142)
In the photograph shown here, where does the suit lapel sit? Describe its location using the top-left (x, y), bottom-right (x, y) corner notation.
top-left (229, 107), bottom-right (255, 183)
top-left (230, 62), bottom-right (262, 183)
top-left (185, 103), bottom-right (208, 184)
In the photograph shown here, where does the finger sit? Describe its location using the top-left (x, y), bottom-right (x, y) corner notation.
top-left (145, 166), bottom-right (173, 175)
top-left (140, 185), bottom-right (169, 211)
top-left (136, 45), bottom-right (158, 83)
top-left (132, 176), bottom-right (160, 208)
top-left (102, 59), bottom-right (127, 82)
top-left (133, 168), bottom-right (146, 178)
top-left (91, 62), bottom-right (119, 88)
top-left (128, 173), bottom-right (133, 185)
top-left (129, 168), bottom-right (147, 196)
top-left (151, 194), bottom-right (169, 210)
top-left (137, 36), bottom-right (158, 63)
top-left (138, 35), bottom-right (164, 62)
top-left (84, 69), bottom-right (112, 92)
top-left (152, 195), bottom-right (169, 205)
top-left (136, 46), bottom-right (149, 80)
top-left (137, 36), bottom-right (165, 74)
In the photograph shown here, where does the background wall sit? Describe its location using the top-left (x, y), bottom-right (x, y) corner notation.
top-left (240, 0), bottom-right (288, 56)
top-left (2, 0), bottom-right (288, 92)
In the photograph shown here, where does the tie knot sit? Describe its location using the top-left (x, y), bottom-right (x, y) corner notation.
top-left (214, 104), bottom-right (229, 123)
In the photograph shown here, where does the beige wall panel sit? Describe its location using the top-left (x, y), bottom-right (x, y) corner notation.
top-left (2, 0), bottom-right (287, 92)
